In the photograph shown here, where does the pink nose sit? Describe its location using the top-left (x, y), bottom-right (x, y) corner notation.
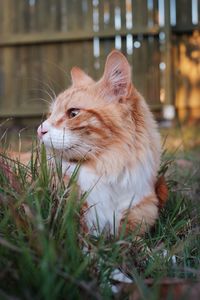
top-left (37, 122), bottom-right (49, 138)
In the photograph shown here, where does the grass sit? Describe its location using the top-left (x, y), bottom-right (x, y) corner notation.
top-left (0, 124), bottom-right (200, 300)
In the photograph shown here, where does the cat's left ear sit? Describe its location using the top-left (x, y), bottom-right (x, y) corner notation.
top-left (71, 67), bottom-right (94, 87)
top-left (101, 50), bottom-right (132, 99)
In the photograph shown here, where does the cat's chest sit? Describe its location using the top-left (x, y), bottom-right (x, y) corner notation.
top-left (63, 161), bottom-right (153, 233)
top-left (77, 165), bottom-right (153, 233)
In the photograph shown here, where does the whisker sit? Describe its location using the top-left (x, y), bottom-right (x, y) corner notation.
top-left (0, 118), bottom-right (13, 128)
top-left (0, 128), bottom-right (9, 142)
top-left (22, 76), bottom-right (57, 100)
top-left (30, 88), bottom-right (55, 103)
top-left (28, 97), bottom-right (52, 105)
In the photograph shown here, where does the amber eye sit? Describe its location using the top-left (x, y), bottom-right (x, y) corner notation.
top-left (67, 108), bottom-right (80, 119)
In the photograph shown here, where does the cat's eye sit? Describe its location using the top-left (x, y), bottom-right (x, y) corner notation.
top-left (67, 108), bottom-right (80, 119)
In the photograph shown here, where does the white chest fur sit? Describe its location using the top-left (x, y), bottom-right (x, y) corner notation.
top-left (63, 157), bottom-right (156, 234)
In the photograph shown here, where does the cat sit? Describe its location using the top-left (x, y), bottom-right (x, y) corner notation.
top-left (37, 50), bottom-right (167, 236)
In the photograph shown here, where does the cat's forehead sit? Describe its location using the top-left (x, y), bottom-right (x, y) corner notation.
top-left (53, 85), bottom-right (99, 110)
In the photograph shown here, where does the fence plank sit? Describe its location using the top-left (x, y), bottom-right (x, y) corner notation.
top-left (176, 0), bottom-right (192, 29)
top-left (36, 0), bottom-right (50, 32)
top-left (2, 48), bottom-right (15, 111)
top-left (147, 36), bottom-right (160, 104)
top-left (119, 0), bottom-right (126, 30)
top-left (153, 0), bottom-right (159, 25)
top-left (132, 0), bottom-right (148, 27)
top-left (163, 0), bottom-right (173, 105)
top-left (1, 0), bottom-right (198, 120)
top-left (2, 0), bottom-right (13, 34)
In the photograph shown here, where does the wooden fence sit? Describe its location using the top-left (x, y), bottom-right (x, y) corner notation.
top-left (0, 0), bottom-right (199, 121)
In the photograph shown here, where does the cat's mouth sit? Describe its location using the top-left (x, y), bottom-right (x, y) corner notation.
top-left (68, 158), bottom-right (81, 163)
top-left (67, 148), bottom-right (92, 164)
top-left (48, 145), bottom-right (92, 164)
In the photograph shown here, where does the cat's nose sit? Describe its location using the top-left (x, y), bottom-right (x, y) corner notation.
top-left (37, 121), bottom-right (49, 138)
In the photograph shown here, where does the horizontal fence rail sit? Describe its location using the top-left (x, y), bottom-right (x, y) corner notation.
top-left (0, 0), bottom-right (199, 119)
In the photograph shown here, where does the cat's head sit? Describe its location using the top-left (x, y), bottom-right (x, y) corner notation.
top-left (37, 50), bottom-right (138, 165)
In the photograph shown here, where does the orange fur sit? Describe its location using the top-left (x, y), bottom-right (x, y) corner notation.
top-left (156, 175), bottom-right (169, 209)
top-left (119, 194), bottom-right (159, 235)
top-left (38, 50), bottom-right (167, 235)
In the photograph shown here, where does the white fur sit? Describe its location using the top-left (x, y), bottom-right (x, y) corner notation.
top-left (48, 145), bottom-right (157, 235)
top-left (40, 121), bottom-right (78, 150)
top-left (41, 121), bottom-right (159, 235)
top-left (39, 108), bottom-right (160, 235)
top-left (76, 156), bottom-right (155, 234)
top-left (110, 268), bottom-right (133, 283)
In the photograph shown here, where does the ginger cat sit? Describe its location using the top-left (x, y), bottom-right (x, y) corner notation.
top-left (37, 50), bottom-right (167, 235)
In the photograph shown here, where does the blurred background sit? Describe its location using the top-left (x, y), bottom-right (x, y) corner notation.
top-left (0, 0), bottom-right (199, 147)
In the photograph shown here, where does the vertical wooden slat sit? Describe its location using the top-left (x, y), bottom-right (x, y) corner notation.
top-left (0, 2), bottom-right (4, 35)
top-left (93, 37), bottom-right (101, 79)
top-left (16, 0), bottom-right (30, 33)
top-left (74, 42), bottom-right (86, 69)
top-left (66, 0), bottom-right (78, 31)
top-left (36, 0), bottom-right (50, 32)
top-left (29, 0), bottom-right (37, 32)
top-left (26, 45), bottom-right (50, 113)
top-left (85, 0), bottom-right (93, 31)
top-left (131, 36), bottom-right (142, 95)
top-left (98, 0), bottom-right (105, 31)
top-left (147, 0), bottom-right (154, 27)
top-left (173, 32), bottom-right (200, 120)
top-left (172, 36), bottom-right (179, 111)
top-left (121, 36), bottom-right (127, 54)
top-left (12, 0), bottom-right (19, 33)
top-left (60, 0), bottom-right (68, 32)
top-left (132, 0), bottom-right (148, 27)
top-left (75, 0), bottom-right (84, 29)
top-left (82, 41), bottom-right (94, 76)
top-left (1, 0), bottom-right (14, 112)
top-left (56, 0), bottom-right (62, 31)
top-left (153, 0), bottom-right (159, 25)
top-left (2, 0), bottom-right (13, 34)
top-left (55, 44), bottom-right (66, 92)
top-left (98, 38), bottom-right (106, 77)
top-left (154, 37), bottom-right (161, 104)
top-left (24, 0), bottom-right (31, 33)
top-left (26, 46), bottom-right (41, 109)
top-left (163, 0), bottom-right (173, 105)
top-left (139, 36), bottom-right (148, 99)
top-left (63, 42), bottom-right (75, 86)
top-left (49, 0), bottom-right (57, 31)
top-left (147, 36), bottom-right (154, 103)
top-left (2, 48), bottom-right (15, 112)
top-left (109, 0), bottom-right (115, 30)
top-left (43, 0), bottom-right (61, 32)
top-left (14, 46), bottom-right (29, 111)
top-left (120, 0), bottom-right (126, 30)
top-left (14, 47), bottom-right (23, 109)
top-left (176, 0), bottom-right (192, 29)
top-left (43, 44), bottom-right (63, 96)
top-left (147, 36), bottom-right (160, 104)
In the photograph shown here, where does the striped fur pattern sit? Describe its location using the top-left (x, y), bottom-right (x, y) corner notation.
top-left (37, 50), bottom-right (162, 235)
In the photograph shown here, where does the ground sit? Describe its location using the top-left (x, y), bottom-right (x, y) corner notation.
top-left (0, 122), bottom-right (200, 299)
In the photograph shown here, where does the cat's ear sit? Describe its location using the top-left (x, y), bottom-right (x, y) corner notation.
top-left (101, 50), bottom-right (132, 99)
top-left (71, 67), bottom-right (94, 86)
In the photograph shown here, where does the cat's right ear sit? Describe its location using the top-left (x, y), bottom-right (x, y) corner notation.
top-left (71, 67), bottom-right (94, 87)
top-left (100, 50), bottom-right (132, 101)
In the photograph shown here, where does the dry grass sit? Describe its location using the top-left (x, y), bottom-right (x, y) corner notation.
top-left (0, 122), bottom-right (199, 299)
